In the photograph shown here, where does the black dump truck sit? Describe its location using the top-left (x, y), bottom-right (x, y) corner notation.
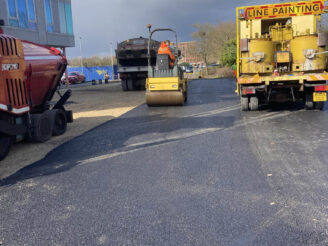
top-left (116, 37), bottom-right (161, 91)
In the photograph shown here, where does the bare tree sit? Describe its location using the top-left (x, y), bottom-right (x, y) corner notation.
top-left (191, 23), bottom-right (214, 73)
top-left (211, 22), bottom-right (236, 63)
top-left (191, 22), bottom-right (236, 71)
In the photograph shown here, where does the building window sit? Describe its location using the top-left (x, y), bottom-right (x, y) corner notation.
top-left (7, 0), bottom-right (37, 30)
top-left (58, 0), bottom-right (73, 34)
top-left (44, 0), bottom-right (54, 32)
top-left (65, 2), bottom-right (73, 34)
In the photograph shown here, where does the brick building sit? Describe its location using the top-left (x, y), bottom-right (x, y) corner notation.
top-left (176, 41), bottom-right (204, 67)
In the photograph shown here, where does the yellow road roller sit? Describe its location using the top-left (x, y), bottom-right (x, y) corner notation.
top-left (145, 25), bottom-right (188, 106)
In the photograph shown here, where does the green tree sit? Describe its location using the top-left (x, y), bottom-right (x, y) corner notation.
top-left (191, 22), bottom-right (236, 69)
top-left (219, 39), bottom-right (237, 67)
top-left (179, 62), bottom-right (190, 67)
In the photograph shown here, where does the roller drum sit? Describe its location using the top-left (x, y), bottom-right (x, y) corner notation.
top-left (146, 90), bottom-right (185, 106)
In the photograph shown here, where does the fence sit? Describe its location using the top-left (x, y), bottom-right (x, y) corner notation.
top-left (67, 66), bottom-right (118, 81)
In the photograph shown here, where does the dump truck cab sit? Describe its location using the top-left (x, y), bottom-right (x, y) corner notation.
top-left (236, 0), bottom-right (328, 110)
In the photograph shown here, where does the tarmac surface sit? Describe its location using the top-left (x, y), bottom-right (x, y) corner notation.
top-left (1, 79), bottom-right (328, 245)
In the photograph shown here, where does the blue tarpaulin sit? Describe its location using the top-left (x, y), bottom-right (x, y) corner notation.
top-left (67, 66), bottom-right (118, 81)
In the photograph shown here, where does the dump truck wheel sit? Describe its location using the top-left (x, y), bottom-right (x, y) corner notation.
top-left (121, 79), bottom-right (128, 91)
top-left (65, 110), bottom-right (74, 123)
top-left (136, 78), bottom-right (146, 90)
top-left (55, 106), bottom-right (73, 123)
top-left (314, 102), bottom-right (324, 110)
top-left (0, 133), bottom-right (13, 161)
top-left (241, 96), bottom-right (249, 111)
top-left (30, 112), bottom-right (53, 142)
top-left (127, 79), bottom-right (136, 91)
top-left (48, 109), bottom-right (67, 136)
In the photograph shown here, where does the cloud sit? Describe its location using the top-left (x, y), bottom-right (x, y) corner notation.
top-left (67, 0), bottom-right (276, 58)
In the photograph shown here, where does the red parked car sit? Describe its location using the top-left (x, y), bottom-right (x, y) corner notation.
top-left (61, 72), bottom-right (86, 84)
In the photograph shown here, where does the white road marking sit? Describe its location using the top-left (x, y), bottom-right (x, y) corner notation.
top-left (77, 109), bottom-right (299, 166)
top-left (77, 127), bottom-right (222, 165)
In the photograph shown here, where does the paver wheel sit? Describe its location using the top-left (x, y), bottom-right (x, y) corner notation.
top-left (121, 79), bottom-right (128, 91)
top-left (249, 96), bottom-right (259, 111)
top-left (0, 133), bottom-right (13, 161)
top-left (241, 96), bottom-right (249, 111)
top-left (30, 112), bottom-right (53, 142)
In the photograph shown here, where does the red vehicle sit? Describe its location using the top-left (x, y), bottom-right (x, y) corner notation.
top-left (0, 30), bottom-right (73, 160)
top-left (62, 71), bottom-right (86, 84)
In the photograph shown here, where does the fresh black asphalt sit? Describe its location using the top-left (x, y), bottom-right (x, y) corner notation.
top-left (1, 79), bottom-right (328, 245)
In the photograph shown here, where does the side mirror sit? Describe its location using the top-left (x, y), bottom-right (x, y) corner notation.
top-left (178, 50), bottom-right (182, 57)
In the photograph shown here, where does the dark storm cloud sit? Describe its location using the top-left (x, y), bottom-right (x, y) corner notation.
top-left (67, 0), bottom-right (275, 58)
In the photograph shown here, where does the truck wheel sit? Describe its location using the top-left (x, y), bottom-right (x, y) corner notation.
top-left (30, 113), bottom-right (53, 142)
top-left (0, 133), bottom-right (13, 161)
top-left (305, 101), bottom-right (314, 110)
top-left (65, 110), bottom-right (74, 123)
top-left (249, 96), bottom-right (259, 111)
top-left (304, 90), bottom-right (314, 110)
top-left (241, 96), bottom-right (249, 111)
top-left (136, 78), bottom-right (146, 90)
top-left (127, 79), bottom-right (136, 91)
top-left (121, 79), bottom-right (128, 91)
top-left (314, 102), bottom-right (325, 110)
top-left (48, 109), bottom-right (67, 136)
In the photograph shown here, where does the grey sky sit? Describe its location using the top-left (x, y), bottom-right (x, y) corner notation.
top-left (66, 0), bottom-right (276, 58)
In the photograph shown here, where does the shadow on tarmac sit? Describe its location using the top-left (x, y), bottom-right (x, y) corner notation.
top-left (0, 107), bottom-right (236, 187)
top-left (1, 79), bottom-right (326, 186)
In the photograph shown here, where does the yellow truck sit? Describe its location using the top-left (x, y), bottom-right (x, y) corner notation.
top-left (236, 0), bottom-right (328, 110)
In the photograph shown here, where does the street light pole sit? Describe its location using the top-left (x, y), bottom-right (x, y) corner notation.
top-left (79, 36), bottom-right (84, 75)
top-left (110, 42), bottom-right (114, 80)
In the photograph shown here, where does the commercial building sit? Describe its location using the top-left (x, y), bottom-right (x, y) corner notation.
top-left (0, 0), bottom-right (75, 51)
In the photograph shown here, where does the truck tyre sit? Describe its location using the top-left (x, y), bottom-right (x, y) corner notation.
top-left (0, 133), bottom-right (13, 161)
top-left (48, 109), bottom-right (67, 136)
top-left (249, 96), bottom-right (259, 111)
top-left (121, 79), bottom-right (128, 91)
top-left (305, 93), bottom-right (314, 110)
top-left (127, 79), bottom-right (136, 91)
top-left (30, 112), bottom-right (53, 143)
top-left (305, 101), bottom-right (314, 110)
top-left (241, 96), bottom-right (249, 111)
top-left (314, 102), bottom-right (324, 110)
top-left (136, 78), bottom-right (146, 90)
top-left (65, 110), bottom-right (74, 123)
